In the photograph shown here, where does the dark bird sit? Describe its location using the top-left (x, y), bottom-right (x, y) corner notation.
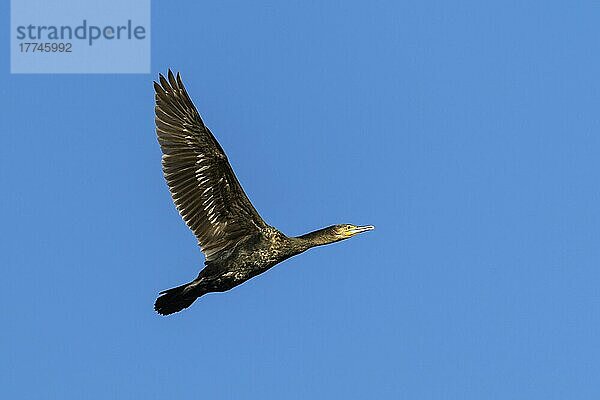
top-left (153, 70), bottom-right (374, 315)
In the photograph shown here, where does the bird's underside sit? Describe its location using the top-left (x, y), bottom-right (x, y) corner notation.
top-left (155, 226), bottom-right (293, 316)
top-left (153, 70), bottom-right (374, 316)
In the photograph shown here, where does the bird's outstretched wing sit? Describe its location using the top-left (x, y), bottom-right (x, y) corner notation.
top-left (154, 70), bottom-right (267, 261)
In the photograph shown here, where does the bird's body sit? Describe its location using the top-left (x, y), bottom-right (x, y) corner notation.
top-left (199, 226), bottom-right (296, 292)
top-left (153, 70), bottom-right (373, 315)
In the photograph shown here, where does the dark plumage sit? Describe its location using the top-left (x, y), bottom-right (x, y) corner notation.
top-left (153, 70), bottom-right (374, 315)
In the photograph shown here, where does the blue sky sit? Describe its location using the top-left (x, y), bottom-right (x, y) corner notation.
top-left (2, 1), bottom-right (600, 398)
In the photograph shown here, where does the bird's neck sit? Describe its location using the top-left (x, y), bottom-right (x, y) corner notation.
top-left (293, 227), bottom-right (338, 252)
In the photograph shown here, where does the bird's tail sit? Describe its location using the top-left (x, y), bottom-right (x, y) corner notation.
top-left (154, 279), bottom-right (205, 316)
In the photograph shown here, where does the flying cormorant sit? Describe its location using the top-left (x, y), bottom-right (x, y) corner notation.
top-left (153, 70), bottom-right (374, 315)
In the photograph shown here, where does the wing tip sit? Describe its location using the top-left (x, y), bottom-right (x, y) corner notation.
top-left (155, 69), bottom-right (182, 90)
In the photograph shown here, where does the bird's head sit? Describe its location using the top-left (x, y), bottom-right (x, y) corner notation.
top-left (296, 224), bottom-right (375, 248)
top-left (330, 224), bottom-right (375, 241)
